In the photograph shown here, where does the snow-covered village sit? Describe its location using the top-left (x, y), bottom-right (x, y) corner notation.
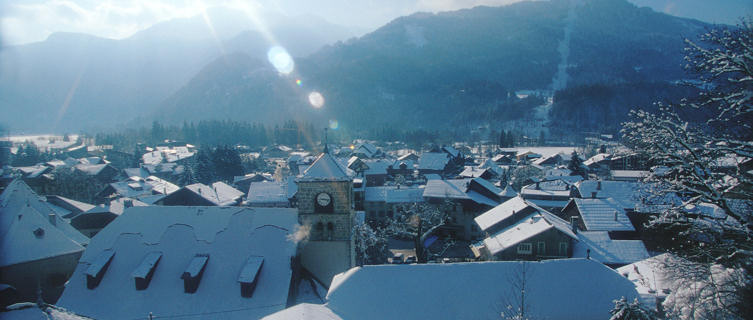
top-left (1, 0), bottom-right (752, 319)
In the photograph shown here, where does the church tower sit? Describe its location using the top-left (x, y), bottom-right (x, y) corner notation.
top-left (296, 151), bottom-right (355, 286)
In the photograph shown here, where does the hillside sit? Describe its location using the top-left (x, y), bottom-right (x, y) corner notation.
top-left (157, 0), bottom-right (709, 138)
top-left (0, 8), bottom-right (356, 133)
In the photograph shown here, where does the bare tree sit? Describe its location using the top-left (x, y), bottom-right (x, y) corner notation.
top-left (499, 261), bottom-right (534, 320)
top-left (621, 20), bottom-right (753, 319)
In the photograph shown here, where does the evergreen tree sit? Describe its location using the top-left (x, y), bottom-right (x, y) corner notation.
top-left (194, 147), bottom-right (215, 184)
top-left (568, 150), bottom-right (586, 178)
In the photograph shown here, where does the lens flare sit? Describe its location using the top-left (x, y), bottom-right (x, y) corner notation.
top-left (308, 91), bottom-right (325, 108)
top-left (267, 46), bottom-right (294, 74)
top-left (329, 119), bottom-right (339, 130)
top-left (296, 79), bottom-right (302, 86)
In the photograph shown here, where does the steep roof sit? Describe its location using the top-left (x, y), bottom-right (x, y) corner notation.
top-left (0, 180), bottom-right (86, 267)
top-left (181, 182), bottom-right (243, 206)
top-left (326, 259), bottom-right (638, 320)
top-left (58, 206), bottom-right (298, 320)
top-left (300, 153), bottom-right (350, 181)
top-left (0, 180), bottom-right (89, 247)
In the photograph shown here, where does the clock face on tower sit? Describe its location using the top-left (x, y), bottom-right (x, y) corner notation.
top-left (316, 192), bottom-right (332, 207)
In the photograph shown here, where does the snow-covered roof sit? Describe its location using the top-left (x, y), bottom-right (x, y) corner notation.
top-left (573, 231), bottom-right (649, 265)
top-left (520, 180), bottom-right (572, 198)
top-left (364, 186), bottom-right (425, 203)
top-left (73, 164), bottom-right (109, 176)
top-left (575, 180), bottom-right (641, 209)
top-left (474, 196), bottom-right (531, 231)
top-left (616, 253), bottom-right (676, 298)
top-left (584, 153), bottom-right (611, 167)
top-left (417, 152), bottom-right (450, 171)
top-left (262, 303), bottom-right (342, 320)
top-left (499, 185), bottom-right (518, 198)
top-left (182, 182), bottom-right (243, 206)
top-left (610, 170), bottom-right (649, 180)
top-left (442, 146), bottom-right (460, 158)
top-left (141, 151), bottom-right (163, 165)
top-left (423, 179), bottom-right (470, 200)
top-left (58, 206), bottom-right (299, 320)
top-left (0, 181), bottom-right (87, 267)
top-left (482, 209), bottom-right (577, 255)
top-left (247, 181), bottom-right (289, 205)
top-left (326, 259), bottom-right (638, 320)
top-left (123, 168), bottom-right (149, 179)
top-left (300, 153), bottom-right (350, 181)
top-left (459, 166), bottom-right (489, 178)
top-left (0, 180), bottom-right (89, 249)
top-left (362, 159), bottom-right (392, 175)
top-left (569, 198), bottom-right (634, 231)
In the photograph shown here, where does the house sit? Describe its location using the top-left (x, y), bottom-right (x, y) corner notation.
top-left (519, 179), bottom-right (575, 214)
top-left (57, 206), bottom-right (299, 319)
top-left (361, 159), bottom-right (393, 186)
top-left (417, 152), bottom-right (452, 175)
top-left (423, 178), bottom-right (503, 240)
top-left (73, 164), bottom-right (118, 183)
top-left (351, 143), bottom-right (383, 159)
top-left (0, 180), bottom-right (89, 304)
top-left (246, 180), bottom-right (291, 207)
top-left (532, 153), bottom-right (563, 166)
top-left (492, 153), bottom-right (515, 165)
top-left (71, 198), bottom-right (148, 237)
top-left (458, 166), bottom-right (494, 180)
top-left (312, 259), bottom-right (639, 320)
top-left (472, 196), bottom-right (577, 261)
top-left (159, 182), bottom-right (244, 206)
top-left (572, 231), bottom-right (649, 268)
top-left (560, 198), bottom-right (636, 239)
top-left (233, 173), bottom-right (273, 193)
top-left (363, 185), bottom-right (424, 223)
top-left (584, 153), bottom-right (612, 175)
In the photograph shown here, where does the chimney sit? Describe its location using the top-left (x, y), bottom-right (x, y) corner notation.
top-left (535, 182), bottom-right (540, 190)
top-left (614, 210), bottom-right (618, 221)
top-left (591, 192), bottom-right (597, 199)
top-left (586, 249), bottom-right (591, 260)
top-left (597, 181), bottom-right (602, 190)
top-left (49, 214), bottom-right (56, 226)
top-left (570, 216), bottom-right (578, 233)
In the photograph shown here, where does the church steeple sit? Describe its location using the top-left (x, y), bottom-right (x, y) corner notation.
top-left (323, 127), bottom-right (329, 154)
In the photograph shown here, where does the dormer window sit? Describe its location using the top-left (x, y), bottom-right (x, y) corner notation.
top-left (86, 250), bottom-right (115, 289)
top-left (238, 256), bottom-right (264, 298)
top-left (132, 252), bottom-right (162, 290)
top-left (182, 254), bottom-right (209, 293)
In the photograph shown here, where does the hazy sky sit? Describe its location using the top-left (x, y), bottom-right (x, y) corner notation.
top-left (1, 0), bottom-right (752, 46)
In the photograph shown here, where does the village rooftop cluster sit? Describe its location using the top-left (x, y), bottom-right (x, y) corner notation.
top-left (1, 133), bottom-right (747, 319)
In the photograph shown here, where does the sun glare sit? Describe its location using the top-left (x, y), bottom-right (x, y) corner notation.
top-left (308, 91), bottom-right (325, 108)
top-left (267, 46), bottom-right (295, 74)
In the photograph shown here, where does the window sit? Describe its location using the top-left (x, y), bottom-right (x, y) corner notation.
top-left (537, 242), bottom-right (546, 255)
top-left (559, 242), bottom-right (568, 256)
top-left (517, 243), bottom-right (532, 255)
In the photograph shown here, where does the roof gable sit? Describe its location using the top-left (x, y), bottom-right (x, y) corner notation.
top-left (301, 153), bottom-right (350, 181)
